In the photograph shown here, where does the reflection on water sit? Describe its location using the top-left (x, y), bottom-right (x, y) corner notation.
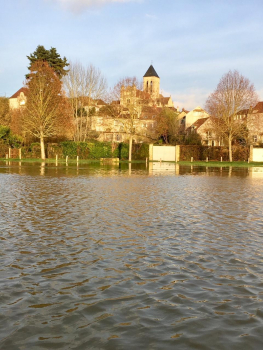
top-left (0, 161), bottom-right (263, 349)
top-left (249, 167), bottom-right (263, 178)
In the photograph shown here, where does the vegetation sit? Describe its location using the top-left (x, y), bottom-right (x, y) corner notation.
top-left (27, 45), bottom-right (69, 79)
top-left (63, 62), bottom-right (107, 141)
top-left (155, 107), bottom-right (180, 144)
top-left (107, 76), bottom-right (150, 162)
top-left (0, 125), bottom-right (22, 148)
top-left (22, 61), bottom-right (72, 159)
top-left (0, 97), bottom-right (10, 126)
top-left (206, 70), bottom-right (258, 161)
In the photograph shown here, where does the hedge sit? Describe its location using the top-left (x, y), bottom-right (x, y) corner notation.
top-left (180, 145), bottom-right (249, 161)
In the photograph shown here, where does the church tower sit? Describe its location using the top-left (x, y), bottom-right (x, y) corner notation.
top-left (143, 65), bottom-right (160, 100)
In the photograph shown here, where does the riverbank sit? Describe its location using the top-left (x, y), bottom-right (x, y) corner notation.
top-left (1, 158), bottom-right (263, 167)
top-left (177, 160), bottom-right (263, 167)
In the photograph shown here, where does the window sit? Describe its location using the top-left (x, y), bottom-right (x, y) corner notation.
top-left (253, 135), bottom-right (258, 143)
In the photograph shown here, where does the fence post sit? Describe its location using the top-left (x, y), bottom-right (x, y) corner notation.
top-left (175, 145), bottom-right (180, 162)
top-left (149, 144), bottom-right (153, 161)
top-left (191, 157), bottom-right (193, 162)
top-left (9, 148), bottom-right (11, 158)
top-left (19, 149), bottom-right (22, 160)
top-left (249, 145), bottom-right (253, 162)
top-left (206, 157), bottom-right (208, 162)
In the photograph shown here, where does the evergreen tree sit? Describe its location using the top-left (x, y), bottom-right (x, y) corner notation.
top-left (26, 45), bottom-right (69, 79)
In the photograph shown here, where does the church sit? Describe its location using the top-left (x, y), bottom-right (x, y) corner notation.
top-left (120, 65), bottom-right (175, 110)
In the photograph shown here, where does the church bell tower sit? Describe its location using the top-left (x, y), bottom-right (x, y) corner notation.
top-left (143, 65), bottom-right (160, 100)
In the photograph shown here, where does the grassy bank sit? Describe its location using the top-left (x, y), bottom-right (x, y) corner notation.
top-left (178, 160), bottom-right (263, 167)
top-left (0, 158), bottom-right (146, 164)
top-left (1, 158), bottom-right (263, 167)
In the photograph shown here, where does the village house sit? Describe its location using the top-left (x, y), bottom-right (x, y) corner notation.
top-left (9, 87), bottom-right (28, 109)
top-left (179, 106), bottom-right (210, 131)
top-left (186, 117), bottom-right (222, 146)
top-left (247, 102), bottom-right (263, 145)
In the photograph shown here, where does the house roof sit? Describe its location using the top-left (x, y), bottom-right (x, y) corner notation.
top-left (237, 108), bottom-right (249, 115)
top-left (94, 99), bottom-right (106, 106)
top-left (186, 117), bottom-right (209, 131)
top-left (252, 101), bottom-right (263, 113)
top-left (9, 87), bottom-right (28, 99)
top-left (136, 90), bottom-right (151, 99)
top-left (143, 65), bottom-right (159, 78)
top-left (192, 106), bottom-right (205, 112)
top-left (156, 97), bottom-right (170, 105)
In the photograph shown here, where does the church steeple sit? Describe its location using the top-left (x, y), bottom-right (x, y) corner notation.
top-left (143, 65), bottom-right (159, 78)
top-left (143, 64), bottom-right (160, 99)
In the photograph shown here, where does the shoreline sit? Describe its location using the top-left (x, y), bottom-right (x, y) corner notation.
top-left (1, 158), bottom-right (263, 167)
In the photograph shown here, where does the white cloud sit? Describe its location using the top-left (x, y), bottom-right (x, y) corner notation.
top-left (49, 0), bottom-right (138, 12)
top-left (171, 89), bottom-right (210, 112)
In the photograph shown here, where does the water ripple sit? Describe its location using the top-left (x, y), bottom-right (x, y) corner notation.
top-left (0, 163), bottom-right (263, 349)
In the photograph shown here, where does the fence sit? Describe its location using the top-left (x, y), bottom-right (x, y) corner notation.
top-left (149, 144), bottom-right (251, 162)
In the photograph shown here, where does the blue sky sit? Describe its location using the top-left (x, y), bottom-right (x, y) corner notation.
top-left (1, 0), bottom-right (263, 110)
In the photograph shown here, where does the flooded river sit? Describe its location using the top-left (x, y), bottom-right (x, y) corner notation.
top-left (0, 162), bottom-right (262, 349)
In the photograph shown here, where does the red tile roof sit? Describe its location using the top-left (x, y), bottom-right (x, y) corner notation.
top-left (10, 87), bottom-right (28, 99)
top-left (252, 102), bottom-right (263, 113)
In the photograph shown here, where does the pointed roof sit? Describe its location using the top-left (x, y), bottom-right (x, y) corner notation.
top-left (143, 65), bottom-right (159, 78)
top-left (10, 87), bottom-right (28, 99)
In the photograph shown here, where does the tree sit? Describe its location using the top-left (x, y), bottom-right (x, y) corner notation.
top-left (27, 45), bottom-right (69, 79)
top-left (23, 61), bottom-right (72, 159)
top-left (108, 77), bottom-right (151, 161)
top-left (206, 70), bottom-right (258, 161)
top-left (63, 62), bottom-right (107, 141)
top-left (0, 97), bottom-right (10, 126)
top-left (155, 107), bottom-right (179, 144)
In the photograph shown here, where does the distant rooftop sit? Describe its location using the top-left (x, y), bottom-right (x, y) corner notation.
top-left (143, 65), bottom-right (159, 78)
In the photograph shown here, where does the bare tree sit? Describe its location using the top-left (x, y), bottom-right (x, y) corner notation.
top-left (206, 70), bottom-right (258, 161)
top-left (23, 61), bottom-right (71, 159)
top-left (108, 76), bottom-right (151, 161)
top-left (63, 62), bottom-right (107, 141)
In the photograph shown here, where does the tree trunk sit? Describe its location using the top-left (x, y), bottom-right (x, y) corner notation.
top-left (40, 134), bottom-right (45, 160)
top-left (228, 137), bottom-right (232, 162)
top-left (129, 135), bottom-right (133, 162)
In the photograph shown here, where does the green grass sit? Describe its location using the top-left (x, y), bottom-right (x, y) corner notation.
top-left (0, 158), bottom-right (147, 164)
top-left (1, 158), bottom-right (263, 167)
top-left (177, 160), bottom-right (263, 167)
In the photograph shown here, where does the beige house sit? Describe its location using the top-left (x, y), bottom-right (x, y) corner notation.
top-left (9, 87), bottom-right (28, 109)
top-left (247, 102), bottom-right (263, 144)
top-left (183, 106), bottom-right (210, 130)
top-left (90, 113), bottom-right (157, 143)
top-left (186, 117), bottom-right (222, 146)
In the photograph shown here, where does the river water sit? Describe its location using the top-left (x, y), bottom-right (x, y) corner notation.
top-left (0, 162), bottom-right (262, 350)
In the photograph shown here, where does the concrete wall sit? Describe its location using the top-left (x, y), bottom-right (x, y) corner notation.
top-left (252, 148), bottom-right (263, 162)
top-left (151, 145), bottom-right (176, 161)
